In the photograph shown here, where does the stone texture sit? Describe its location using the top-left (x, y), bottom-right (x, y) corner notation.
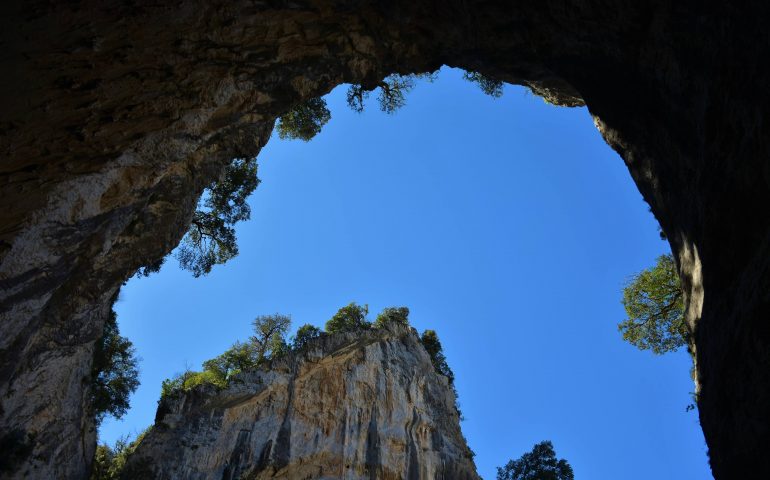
top-left (1, 1), bottom-right (769, 478)
top-left (124, 325), bottom-right (479, 480)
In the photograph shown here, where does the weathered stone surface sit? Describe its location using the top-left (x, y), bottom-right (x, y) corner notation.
top-left (124, 325), bottom-right (478, 480)
top-left (1, 1), bottom-right (769, 478)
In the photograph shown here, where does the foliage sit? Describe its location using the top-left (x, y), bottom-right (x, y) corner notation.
top-left (462, 71), bottom-right (504, 98)
top-left (619, 254), bottom-right (688, 354)
top-left (251, 314), bottom-right (292, 363)
top-left (160, 314), bottom-right (292, 399)
top-left (175, 157), bottom-right (260, 277)
top-left (90, 427), bottom-right (152, 480)
top-left (373, 306), bottom-right (410, 329)
top-left (420, 329), bottom-right (454, 384)
top-left (201, 340), bottom-right (261, 383)
top-left (91, 309), bottom-right (140, 426)
top-left (325, 302), bottom-right (371, 333)
top-left (496, 441), bottom-right (574, 480)
top-left (276, 97), bottom-right (331, 141)
top-left (292, 324), bottom-right (322, 350)
top-left (346, 72), bottom-right (438, 114)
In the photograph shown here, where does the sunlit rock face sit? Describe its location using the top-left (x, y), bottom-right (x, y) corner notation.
top-left (1, 1), bottom-right (770, 478)
top-left (124, 325), bottom-right (479, 480)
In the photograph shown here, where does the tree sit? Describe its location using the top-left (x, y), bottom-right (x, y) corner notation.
top-left (325, 302), bottom-right (371, 333)
top-left (497, 441), bottom-right (574, 480)
top-left (374, 306), bottom-right (410, 328)
top-left (251, 314), bottom-right (292, 363)
top-left (462, 71), bottom-right (504, 97)
top-left (91, 309), bottom-right (140, 426)
top-left (276, 97), bottom-right (331, 141)
top-left (420, 329), bottom-right (454, 384)
top-left (90, 427), bottom-right (152, 480)
top-left (175, 156), bottom-right (260, 277)
top-left (292, 324), bottom-right (322, 350)
top-left (618, 254), bottom-right (688, 354)
top-left (346, 72), bottom-right (438, 114)
top-left (201, 340), bottom-right (260, 383)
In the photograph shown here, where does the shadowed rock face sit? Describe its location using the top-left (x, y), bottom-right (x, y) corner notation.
top-left (0, 1), bottom-right (769, 478)
top-left (124, 326), bottom-right (479, 480)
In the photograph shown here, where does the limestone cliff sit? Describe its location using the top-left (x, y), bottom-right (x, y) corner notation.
top-left (123, 325), bottom-right (478, 480)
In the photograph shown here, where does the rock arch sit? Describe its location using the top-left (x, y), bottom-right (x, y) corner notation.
top-left (1, 1), bottom-right (768, 478)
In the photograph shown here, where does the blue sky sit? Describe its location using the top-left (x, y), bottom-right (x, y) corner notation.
top-left (104, 68), bottom-right (711, 479)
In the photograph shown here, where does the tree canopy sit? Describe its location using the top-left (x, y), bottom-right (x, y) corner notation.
top-left (618, 253), bottom-right (688, 354)
top-left (325, 302), bottom-right (371, 333)
top-left (291, 324), bottom-right (322, 350)
top-left (91, 309), bottom-right (140, 426)
top-left (497, 441), bottom-right (574, 480)
top-left (275, 97), bottom-right (331, 141)
top-left (175, 157), bottom-right (260, 277)
top-left (373, 306), bottom-right (410, 328)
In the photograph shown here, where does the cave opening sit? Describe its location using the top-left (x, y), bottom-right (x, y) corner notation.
top-left (101, 68), bottom-right (709, 479)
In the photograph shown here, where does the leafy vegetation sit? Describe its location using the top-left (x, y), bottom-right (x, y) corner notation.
top-left (373, 306), bottom-right (410, 329)
top-left (91, 308), bottom-right (140, 426)
top-left (90, 427), bottom-right (152, 480)
top-left (175, 157), bottom-right (260, 277)
top-left (136, 69), bottom-right (506, 278)
top-left (325, 302), bottom-right (371, 333)
top-left (462, 71), bottom-right (504, 97)
top-left (291, 324), bottom-right (322, 350)
top-left (160, 314), bottom-right (292, 399)
top-left (619, 253), bottom-right (688, 355)
top-left (276, 97), bottom-right (331, 141)
top-left (420, 329), bottom-right (455, 385)
top-left (497, 440), bottom-right (574, 480)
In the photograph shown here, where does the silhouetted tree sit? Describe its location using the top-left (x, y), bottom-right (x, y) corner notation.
top-left (175, 157), bottom-right (260, 277)
top-left (462, 71), bottom-right (504, 97)
top-left (497, 441), bottom-right (574, 480)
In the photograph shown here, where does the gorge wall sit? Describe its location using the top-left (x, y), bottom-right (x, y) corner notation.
top-left (122, 325), bottom-right (479, 480)
top-left (1, 1), bottom-right (770, 478)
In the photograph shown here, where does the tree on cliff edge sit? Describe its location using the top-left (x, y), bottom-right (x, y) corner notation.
top-left (497, 441), bottom-right (574, 480)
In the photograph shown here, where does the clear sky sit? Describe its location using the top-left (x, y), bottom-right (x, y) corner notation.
top-left (103, 68), bottom-right (711, 479)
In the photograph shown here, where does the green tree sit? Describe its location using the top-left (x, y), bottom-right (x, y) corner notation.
top-left (175, 157), bottom-right (260, 277)
top-left (90, 427), bottom-right (152, 480)
top-left (91, 309), bottom-right (140, 426)
top-left (292, 324), bottom-right (322, 350)
top-left (276, 97), bottom-right (331, 141)
top-left (325, 302), bottom-right (371, 333)
top-left (420, 329), bottom-right (454, 384)
top-left (201, 340), bottom-right (261, 382)
top-left (251, 314), bottom-right (292, 362)
top-left (619, 254), bottom-right (688, 354)
top-left (497, 441), bottom-right (574, 480)
top-left (374, 306), bottom-right (410, 329)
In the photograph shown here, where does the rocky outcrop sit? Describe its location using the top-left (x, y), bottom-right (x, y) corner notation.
top-left (1, 1), bottom-right (770, 478)
top-left (123, 325), bottom-right (478, 480)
